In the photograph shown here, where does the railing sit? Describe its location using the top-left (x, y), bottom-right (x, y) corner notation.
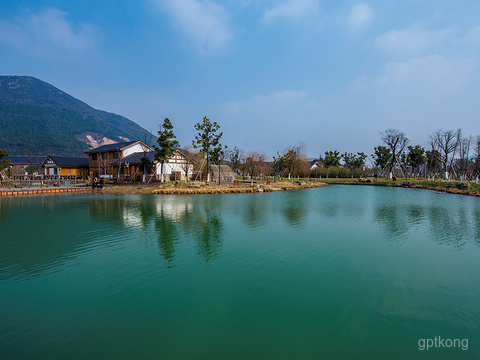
top-left (0, 179), bottom-right (88, 189)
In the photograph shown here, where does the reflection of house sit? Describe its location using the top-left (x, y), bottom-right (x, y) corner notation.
top-left (3, 155), bottom-right (46, 174)
top-left (42, 156), bottom-right (89, 177)
top-left (85, 141), bottom-right (153, 178)
top-left (110, 149), bottom-right (196, 181)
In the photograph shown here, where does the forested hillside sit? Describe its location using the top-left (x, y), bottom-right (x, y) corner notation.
top-left (0, 76), bottom-right (150, 156)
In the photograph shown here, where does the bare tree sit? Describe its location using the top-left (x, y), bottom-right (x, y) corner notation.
top-left (282, 144), bottom-right (309, 182)
top-left (244, 151), bottom-right (267, 185)
top-left (474, 136), bottom-right (480, 181)
top-left (381, 129), bottom-right (409, 178)
top-left (429, 129), bottom-right (460, 179)
top-left (457, 133), bottom-right (472, 180)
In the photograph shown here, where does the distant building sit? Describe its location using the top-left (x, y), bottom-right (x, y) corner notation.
top-left (310, 159), bottom-right (322, 170)
top-left (42, 156), bottom-right (89, 177)
top-left (85, 140), bottom-right (153, 178)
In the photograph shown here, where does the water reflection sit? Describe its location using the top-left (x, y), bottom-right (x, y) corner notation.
top-left (241, 194), bottom-right (270, 229)
top-left (0, 198), bottom-right (12, 224)
top-left (113, 195), bottom-right (227, 266)
top-left (374, 205), bottom-right (409, 241)
top-left (282, 191), bottom-right (309, 228)
top-left (372, 189), bottom-right (480, 248)
top-left (2, 188), bottom-right (480, 280)
top-left (427, 206), bottom-right (470, 248)
top-left (154, 210), bottom-right (179, 268)
top-left (195, 211), bottom-right (224, 263)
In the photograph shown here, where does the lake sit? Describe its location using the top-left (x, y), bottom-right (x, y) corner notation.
top-left (1, 186), bottom-right (479, 359)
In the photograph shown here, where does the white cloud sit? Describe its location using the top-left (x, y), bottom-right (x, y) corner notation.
top-left (262, 0), bottom-right (319, 25)
top-left (152, 0), bottom-right (231, 54)
top-left (0, 7), bottom-right (101, 56)
top-left (463, 26), bottom-right (480, 48)
top-left (221, 90), bottom-right (320, 152)
top-left (348, 4), bottom-right (373, 32)
top-left (375, 26), bottom-right (450, 57)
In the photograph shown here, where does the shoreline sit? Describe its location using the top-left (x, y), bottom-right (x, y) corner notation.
top-left (102, 181), bottom-right (328, 195)
top-left (321, 178), bottom-right (480, 197)
top-left (1, 178), bottom-right (479, 197)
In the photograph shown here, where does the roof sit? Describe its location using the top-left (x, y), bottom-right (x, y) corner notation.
top-left (209, 164), bottom-right (234, 173)
top-left (110, 151), bottom-right (156, 165)
top-left (43, 156), bottom-right (89, 167)
top-left (84, 140), bottom-right (151, 153)
top-left (110, 149), bottom-right (197, 165)
top-left (3, 155), bottom-right (46, 165)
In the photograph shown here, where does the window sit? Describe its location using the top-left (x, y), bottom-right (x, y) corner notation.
top-left (92, 153), bottom-right (97, 160)
top-left (113, 151), bottom-right (119, 159)
top-left (102, 152), bottom-right (108, 160)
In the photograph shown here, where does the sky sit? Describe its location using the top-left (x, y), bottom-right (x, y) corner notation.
top-left (1, 0), bottom-right (480, 160)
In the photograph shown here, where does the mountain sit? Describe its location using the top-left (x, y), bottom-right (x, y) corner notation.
top-left (0, 75), bottom-right (152, 156)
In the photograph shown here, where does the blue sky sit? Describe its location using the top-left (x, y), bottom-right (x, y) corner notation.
top-left (1, 0), bottom-right (480, 160)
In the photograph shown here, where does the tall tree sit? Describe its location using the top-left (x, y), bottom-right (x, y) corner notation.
top-left (342, 152), bottom-right (367, 174)
top-left (0, 149), bottom-right (10, 170)
top-left (244, 151), bottom-right (267, 185)
top-left (225, 146), bottom-right (244, 173)
top-left (192, 117), bottom-right (225, 182)
top-left (324, 150), bottom-right (341, 168)
top-left (282, 145), bottom-right (309, 182)
top-left (407, 145), bottom-right (427, 177)
top-left (140, 155), bottom-right (154, 183)
top-left (429, 129), bottom-right (459, 179)
top-left (457, 134), bottom-right (472, 180)
top-left (372, 146), bottom-right (391, 174)
top-left (381, 129), bottom-right (409, 178)
top-left (426, 149), bottom-right (441, 178)
top-left (155, 118), bottom-right (180, 182)
top-left (474, 136), bottom-right (480, 179)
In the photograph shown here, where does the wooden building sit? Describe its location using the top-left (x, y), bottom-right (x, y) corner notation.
top-left (42, 156), bottom-right (89, 177)
top-left (110, 149), bottom-right (197, 181)
top-left (85, 140), bottom-right (153, 178)
top-left (3, 155), bottom-right (46, 175)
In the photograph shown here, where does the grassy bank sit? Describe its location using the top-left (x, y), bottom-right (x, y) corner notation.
top-left (321, 178), bottom-right (480, 197)
top-left (103, 180), bottom-right (328, 195)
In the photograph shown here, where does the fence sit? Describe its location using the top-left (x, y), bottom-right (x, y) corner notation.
top-left (0, 178), bottom-right (88, 189)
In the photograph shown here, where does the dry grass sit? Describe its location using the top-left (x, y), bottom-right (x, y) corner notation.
top-left (321, 178), bottom-right (480, 197)
top-left (102, 180), bottom-right (328, 195)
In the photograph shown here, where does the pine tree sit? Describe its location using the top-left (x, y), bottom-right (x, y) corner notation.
top-left (192, 117), bottom-right (225, 182)
top-left (155, 118), bottom-right (180, 182)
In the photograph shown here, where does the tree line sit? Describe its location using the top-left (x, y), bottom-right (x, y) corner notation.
top-left (149, 120), bottom-right (480, 182)
top-left (2, 116), bottom-right (480, 182)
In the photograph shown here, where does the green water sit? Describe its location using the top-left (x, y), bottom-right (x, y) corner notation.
top-left (1, 186), bottom-right (479, 359)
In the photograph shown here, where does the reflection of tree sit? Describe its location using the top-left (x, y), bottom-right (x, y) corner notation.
top-left (282, 191), bottom-right (308, 228)
top-left (89, 198), bottom-right (124, 222)
top-left (0, 198), bottom-right (12, 224)
top-left (474, 211), bottom-right (480, 245)
top-left (195, 211), bottom-right (224, 263)
top-left (374, 206), bottom-right (407, 241)
top-left (242, 195), bottom-right (269, 229)
top-left (427, 206), bottom-right (470, 248)
top-left (155, 211), bottom-right (179, 268)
